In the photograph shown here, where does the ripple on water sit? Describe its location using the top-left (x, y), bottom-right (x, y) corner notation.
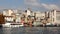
top-left (0, 27), bottom-right (60, 34)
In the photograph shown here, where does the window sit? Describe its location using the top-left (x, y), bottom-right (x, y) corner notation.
top-left (53, 18), bottom-right (54, 22)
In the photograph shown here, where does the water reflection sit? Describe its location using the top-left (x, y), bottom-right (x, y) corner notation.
top-left (0, 27), bottom-right (60, 34)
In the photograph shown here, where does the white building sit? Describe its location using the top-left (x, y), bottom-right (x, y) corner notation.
top-left (56, 11), bottom-right (60, 24)
top-left (3, 10), bottom-right (13, 16)
top-left (49, 10), bottom-right (56, 24)
top-left (49, 10), bottom-right (60, 25)
top-left (3, 10), bottom-right (14, 22)
top-left (5, 16), bottom-right (14, 22)
top-left (27, 10), bottom-right (31, 16)
top-left (35, 11), bottom-right (45, 19)
top-left (8, 10), bottom-right (13, 16)
top-left (34, 11), bottom-right (45, 21)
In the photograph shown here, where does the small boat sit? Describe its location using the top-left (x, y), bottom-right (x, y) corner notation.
top-left (2, 23), bottom-right (24, 28)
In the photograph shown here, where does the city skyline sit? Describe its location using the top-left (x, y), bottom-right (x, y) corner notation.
top-left (0, 0), bottom-right (60, 12)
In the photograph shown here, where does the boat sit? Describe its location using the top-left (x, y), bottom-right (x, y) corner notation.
top-left (2, 23), bottom-right (24, 28)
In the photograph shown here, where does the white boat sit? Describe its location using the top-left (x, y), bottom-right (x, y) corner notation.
top-left (2, 23), bottom-right (24, 28)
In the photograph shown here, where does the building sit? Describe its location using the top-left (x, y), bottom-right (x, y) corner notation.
top-left (4, 16), bottom-right (14, 22)
top-left (3, 9), bottom-right (15, 23)
top-left (24, 8), bottom-right (32, 17)
top-left (15, 13), bottom-right (21, 23)
top-left (35, 11), bottom-right (45, 19)
top-left (3, 9), bottom-right (13, 16)
top-left (56, 10), bottom-right (60, 24)
top-left (48, 10), bottom-right (60, 25)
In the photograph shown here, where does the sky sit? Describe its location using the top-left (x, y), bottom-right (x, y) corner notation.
top-left (0, 0), bottom-right (60, 12)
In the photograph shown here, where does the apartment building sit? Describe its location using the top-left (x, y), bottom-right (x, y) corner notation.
top-left (48, 10), bottom-right (60, 25)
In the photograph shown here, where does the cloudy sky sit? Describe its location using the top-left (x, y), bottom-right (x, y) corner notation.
top-left (0, 0), bottom-right (60, 11)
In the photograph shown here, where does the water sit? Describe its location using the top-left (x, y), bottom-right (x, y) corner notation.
top-left (0, 27), bottom-right (60, 34)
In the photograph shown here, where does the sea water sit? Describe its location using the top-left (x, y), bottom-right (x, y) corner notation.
top-left (0, 27), bottom-right (60, 34)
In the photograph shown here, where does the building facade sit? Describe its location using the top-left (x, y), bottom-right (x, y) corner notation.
top-left (48, 10), bottom-right (60, 25)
